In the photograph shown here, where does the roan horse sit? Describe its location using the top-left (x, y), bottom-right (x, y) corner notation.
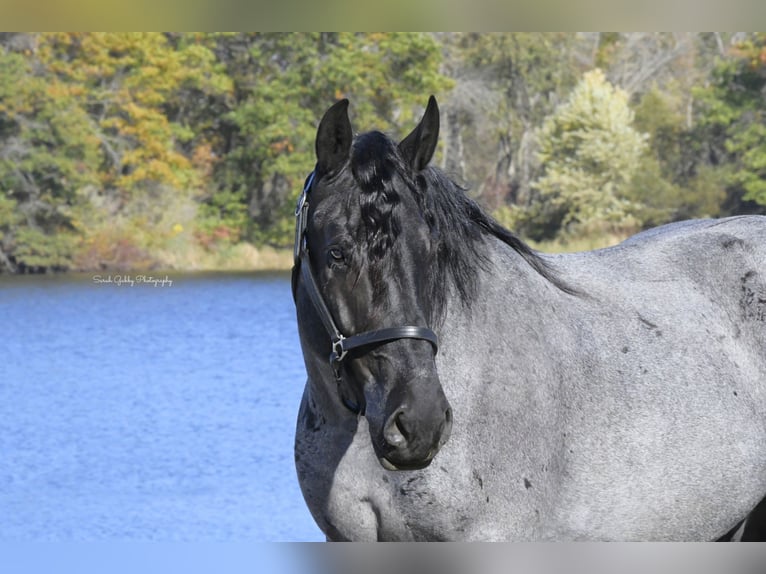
top-left (292, 96), bottom-right (766, 541)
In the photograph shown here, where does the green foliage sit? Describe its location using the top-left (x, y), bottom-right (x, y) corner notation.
top-left (633, 88), bottom-right (687, 180)
top-left (0, 47), bottom-right (99, 270)
top-left (11, 226), bottom-right (78, 271)
top-left (682, 165), bottom-right (728, 218)
top-left (694, 33), bottom-right (766, 210)
top-left (0, 33), bottom-right (453, 270)
top-left (0, 193), bottom-right (20, 270)
top-left (457, 33), bottom-right (579, 124)
top-left (630, 88), bottom-right (725, 224)
top-left (0, 32), bottom-right (764, 273)
top-left (594, 33), bottom-right (621, 69)
top-left (446, 33), bottom-right (580, 204)
top-left (528, 70), bottom-right (648, 238)
top-left (209, 32), bottom-right (453, 247)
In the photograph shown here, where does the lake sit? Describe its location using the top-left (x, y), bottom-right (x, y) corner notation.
top-left (0, 271), bottom-right (324, 541)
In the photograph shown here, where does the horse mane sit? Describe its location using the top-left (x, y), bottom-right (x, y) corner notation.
top-left (350, 131), bottom-right (574, 325)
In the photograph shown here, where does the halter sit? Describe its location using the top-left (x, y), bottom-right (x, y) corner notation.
top-left (292, 170), bottom-right (439, 413)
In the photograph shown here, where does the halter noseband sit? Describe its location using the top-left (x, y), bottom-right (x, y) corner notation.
top-left (292, 170), bottom-right (439, 413)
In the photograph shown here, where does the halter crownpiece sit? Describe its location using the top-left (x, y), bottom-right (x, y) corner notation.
top-left (293, 170), bottom-right (314, 266)
top-left (293, 170), bottom-right (439, 409)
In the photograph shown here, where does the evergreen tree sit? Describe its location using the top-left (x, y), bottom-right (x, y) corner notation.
top-left (528, 69), bottom-right (647, 239)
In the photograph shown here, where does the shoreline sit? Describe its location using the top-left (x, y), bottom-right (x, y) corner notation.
top-left (0, 244), bottom-right (295, 277)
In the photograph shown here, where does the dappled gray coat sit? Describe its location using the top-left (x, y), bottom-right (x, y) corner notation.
top-left (294, 97), bottom-right (766, 541)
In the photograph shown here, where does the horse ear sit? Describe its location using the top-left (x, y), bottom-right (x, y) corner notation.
top-left (315, 99), bottom-right (352, 176)
top-left (398, 95), bottom-right (440, 172)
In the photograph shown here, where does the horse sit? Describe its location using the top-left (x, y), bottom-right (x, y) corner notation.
top-left (292, 96), bottom-right (766, 541)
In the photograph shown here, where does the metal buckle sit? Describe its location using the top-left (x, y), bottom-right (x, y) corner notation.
top-left (331, 336), bottom-right (347, 364)
top-left (295, 171), bottom-right (315, 216)
top-left (330, 336), bottom-right (347, 381)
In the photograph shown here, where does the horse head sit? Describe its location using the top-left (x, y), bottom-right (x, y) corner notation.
top-left (294, 97), bottom-right (453, 471)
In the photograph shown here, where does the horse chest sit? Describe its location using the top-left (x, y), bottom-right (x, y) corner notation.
top-left (297, 405), bottom-right (557, 541)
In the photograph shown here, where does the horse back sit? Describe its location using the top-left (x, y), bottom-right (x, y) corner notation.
top-left (561, 215), bottom-right (766, 389)
top-left (569, 216), bottom-right (766, 334)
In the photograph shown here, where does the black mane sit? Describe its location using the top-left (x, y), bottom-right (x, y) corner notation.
top-left (349, 131), bottom-right (572, 325)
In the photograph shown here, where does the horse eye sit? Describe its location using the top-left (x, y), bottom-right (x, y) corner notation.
top-left (327, 247), bottom-right (345, 265)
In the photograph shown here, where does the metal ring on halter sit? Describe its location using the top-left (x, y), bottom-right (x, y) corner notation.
top-left (331, 336), bottom-right (348, 364)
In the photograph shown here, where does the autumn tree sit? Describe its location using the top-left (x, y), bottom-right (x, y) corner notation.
top-left (36, 33), bottom-right (232, 266)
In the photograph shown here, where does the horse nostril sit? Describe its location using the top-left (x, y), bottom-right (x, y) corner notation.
top-left (384, 410), bottom-right (409, 448)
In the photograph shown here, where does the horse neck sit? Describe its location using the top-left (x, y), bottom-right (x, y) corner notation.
top-left (438, 235), bottom-right (563, 332)
top-left (436, 235), bottom-right (571, 414)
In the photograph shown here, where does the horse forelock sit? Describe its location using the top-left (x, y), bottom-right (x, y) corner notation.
top-left (349, 132), bottom-right (409, 302)
top-left (350, 132), bottom-right (409, 258)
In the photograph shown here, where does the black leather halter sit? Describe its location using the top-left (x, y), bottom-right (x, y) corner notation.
top-left (292, 170), bottom-right (439, 411)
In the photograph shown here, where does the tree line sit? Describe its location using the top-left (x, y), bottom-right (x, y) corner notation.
top-left (0, 32), bottom-right (764, 273)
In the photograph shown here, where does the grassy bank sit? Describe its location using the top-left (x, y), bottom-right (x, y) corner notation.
top-left (63, 240), bottom-right (294, 275)
top-left (154, 242), bottom-right (293, 272)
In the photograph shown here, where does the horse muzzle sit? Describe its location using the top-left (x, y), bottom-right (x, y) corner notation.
top-left (376, 402), bottom-right (453, 471)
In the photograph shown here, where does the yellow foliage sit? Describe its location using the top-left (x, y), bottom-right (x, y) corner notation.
top-left (33, 32), bottom-right (218, 195)
top-left (270, 139), bottom-right (293, 154)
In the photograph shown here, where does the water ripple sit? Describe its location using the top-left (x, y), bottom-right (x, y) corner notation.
top-left (0, 272), bottom-right (323, 541)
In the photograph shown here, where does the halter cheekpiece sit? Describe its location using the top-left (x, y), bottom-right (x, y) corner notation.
top-left (293, 170), bottom-right (439, 413)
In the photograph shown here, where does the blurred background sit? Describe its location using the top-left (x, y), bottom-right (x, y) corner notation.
top-left (1, 32), bottom-right (765, 275)
top-left (1, 32), bottom-right (765, 543)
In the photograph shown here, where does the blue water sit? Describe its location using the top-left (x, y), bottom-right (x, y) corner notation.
top-left (0, 272), bottom-right (324, 541)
